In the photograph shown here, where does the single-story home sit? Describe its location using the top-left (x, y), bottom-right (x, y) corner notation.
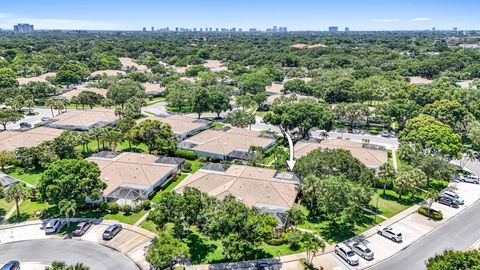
top-left (48, 108), bottom-right (118, 131)
top-left (87, 151), bottom-right (184, 204)
top-left (90, 70), bottom-right (126, 78)
top-left (56, 87), bottom-right (108, 100)
top-left (409, 76), bottom-right (433, 86)
top-left (138, 115), bottom-right (210, 140)
top-left (0, 127), bottom-right (64, 152)
top-left (0, 173), bottom-right (19, 189)
top-left (295, 139), bottom-right (388, 169)
top-left (174, 163), bottom-right (300, 214)
top-left (119, 57), bottom-right (149, 72)
top-left (178, 127), bottom-right (276, 161)
top-left (17, 72), bottom-right (57, 85)
top-left (142, 82), bottom-right (166, 96)
top-left (203, 60), bottom-right (228, 73)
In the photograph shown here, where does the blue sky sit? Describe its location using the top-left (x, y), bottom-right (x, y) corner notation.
top-left (0, 0), bottom-right (479, 31)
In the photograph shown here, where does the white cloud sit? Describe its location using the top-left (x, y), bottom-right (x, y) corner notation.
top-left (370, 18), bottom-right (401, 23)
top-left (410, 17), bottom-right (432, 22)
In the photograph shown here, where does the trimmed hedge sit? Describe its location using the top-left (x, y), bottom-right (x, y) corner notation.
top-left (175, 149), bottom-right (197, 160)
top-left (418, 206), bottom-right (443, 220)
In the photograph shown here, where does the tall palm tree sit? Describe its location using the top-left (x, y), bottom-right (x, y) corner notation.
top-left (300, 175), bottom-right (320, 210)
top-left (378, 161), bottom-right (396, 195)
top-left (78, 132), bottom-right (92, 153)
top-left (89, 128), bottom-right (104, 151)
top-left (4, 183), bottom-right (30, 220)
top-left (24, 99), bottom-right (35, 115)
top-left (45, 98), bottom-right (56, 117)
top-left (102, 127), bottom-right (122, 152)
top-left (59, 199), bottom-right (76, 228)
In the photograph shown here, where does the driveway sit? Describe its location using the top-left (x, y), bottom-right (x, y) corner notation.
top-left (0, 239), bottom-right (140, 270)
top-left (5, 107), bottom-right (60, 130)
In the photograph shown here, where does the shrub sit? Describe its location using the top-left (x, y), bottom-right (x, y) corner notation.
top-left (370, 130), bottom-right (379, 135)
top-left (175, 149), bottom-right (197, 160)
top-left (418, 206), bottom-right (443, 220)
top-left (142, 199), bottom-right (151, 210)
top-left (181, 162), bottom-right (192, 172)
top-left (99, 201), bottom-right (108, 210)
top-left (108, 202), bottom-right (119, 214)
top-left (265, 237), bottom-right (287, 246)
top-left (198, 155), bottom-right (209, 163)
top-left (122, 204), bottom-right (132, 215)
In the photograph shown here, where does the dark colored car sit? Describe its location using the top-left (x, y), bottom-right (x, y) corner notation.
top-left (256, 260), bottom-right (270, 270)
top-left (73, 221), bottom-right (93, 236)
top-left (19, 122), bottom-right (32, 129)
top-left (436, 196), bottom-right (460, 208)
top-left (0, 261), bottom-right (20, 270)
top-left (102, 224), bottom-right (122, 240)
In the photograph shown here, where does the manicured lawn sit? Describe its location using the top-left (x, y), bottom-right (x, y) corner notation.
top-left (187, 160), bottom-right (204, 174)
top-left (211, 121), bottom-right (224, 128)
top-left (104, 210), bottom-right (147, 225)
top-left (369, 189), bottom-right (417, 218)
top-left (166, 105), bottom-right (192, 113)
top-left (0, 199), bottom-right (14, 220)
top-left (78, 139), bottom-right (149, 155)
top-left (7, 199), bottom-right (49, 223)
top-left (4, 167), bottom-right (44, 186)
top-left (151, 174), bottom-right (189, 203)
top-left (255, 111), bottom-right (269, 117)
top-left (140, 220), bottom-right (159, 234)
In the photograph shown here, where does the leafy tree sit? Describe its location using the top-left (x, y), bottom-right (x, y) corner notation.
top-left (146, 232), bottom-right (189, 269)
top-left (285, 205), bottom-right (307, 228)
top-left (38, 159), bottom-right (106, 206)
top-left (0, 108), bottom-right (23, 130)
top-left (247, 145), bottom-right (263, 166)
top-left (333, 102), bottom-right (369, 127)
top-left (130, 119), bottom-right (176, 154)
top-left (399, 114), bottom-right (462, 159)
top-left (44, 261), bottom-right (89, 270)
top-left (394, 167), bottom-right (427, 198)
top-left (89, 53), bottom-right (121, 70)
top-left (283, 79), bottom-right (312, 95)
top-left (23, 81), bottom-right (57, 102)
top-left (107, 79), bottom-right (144, 108)
top-left (59, 199), bottom-right (76, 227)
top-left (225, 110), bottom-right (256, 130)
top-left (5, 183), bottom-right (30, 219)
top-left (191, 87), bottom-right (210, 119)
top-left (423, 99), bottom-right (470, 133)
top-left (0, 150), bottom-right (15, 171)
top-left (77, 91), bottom-right (104, 109)
top-left (51, 131), bottom-right (79, 159)
top-left (467, 121), bottom-right (480, 147)
top-left (165, 80), bottom-right (194, 110)
top-left (426, 249), bottom-right (480, 270)
top-left (0, 67), bottom-right (18, 88)
top-left (376, 99), bottom-right (421, 130)
top-left (185, 64), bottom-right (208, 77)
top-left (378, 162), bottom-right (396, 195)
top-left (56, 61), bottom-right (90, 84)
top-left (235, 94), bottom-right (254, 111)
top-left (117, 117), bottom-right (136, 150)
top-left (237, 70), bottom-right (272, 95)
top-left (209, 89), bottom-right (231, 118)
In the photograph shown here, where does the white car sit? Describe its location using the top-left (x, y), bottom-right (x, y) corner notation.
top-left (441, 191), bottom-right (464, 205)
top-left (377, 226), bottom-right (402, 242)
top-left (335, 243), bottom-right (360, 265)
top-left (462, 175), bottom-right (479, 184)
top-left (44, 219), bottom-right (61, 234)
top-left (348, 241), bottom-right (374, 260)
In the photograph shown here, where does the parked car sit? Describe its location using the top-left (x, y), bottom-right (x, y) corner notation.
top-left (377, 226), bottom-right (402, 242)
top-left (462, 175), bottom-right (479, 184)
top-left (73, 221), bottom-right (93, 236)
top-left (335, 243), bottom-right (360, 265)
top-left (45, 219), bottom-right (61, 234)
top-left (102, 224), bottom-right (122, 240)
top-left (41, 116), bottom-right (51, 122)
top-left (256, 260), bottom-right (270, 270)
top-left (19, 122), bottom-right (32, 128)
top-left (0, 261), bottom-right (20, 270)
top-left (441, 191), bottom-right (464, 205)
top-left (436, 196), bottom-right (460, 208)
top-left (381, 131), bottom-right (392, 138)
top-left (348, 241), bottom-right (374, 260)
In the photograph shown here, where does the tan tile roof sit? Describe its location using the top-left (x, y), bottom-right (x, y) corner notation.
top-left (183, 128), bottom-right (275, 156)
top-left (141, 82), bottom-right (166, 94)
top-left (204, 60), bottom-right (228, 72)
top-left (295, 139), bottom-right (388, 168)
top-left (138, 115), bottom-right (208, 136)
top-left (90, 70), bottom-right (126, 77)
top-left (456, 80), bottom-right (476, 89)
top-left (119, 57), bottom-right (148, 72)
top-left (57, 87), bottom-right (108, 99)
top-left (0, 127), bottom-right (64, 151)
top-left (290, 44), bottom-right (328, 49)
top-left (171, 65), bottom-right (188, 74)
top-left (16, 72), bottom-right (56, 85)
top-left (174, 165), bottom-right (299, 209)
top-left (50, 108), bottom-right (118, 129)
top-left (87, 152), bottom-right (176, 195)
top-left (266, 83), bottom-right (284, 95)
top-left (180, 76), bottom-right (196, 83)
top-left (409, 76), bottom-right (432, 85)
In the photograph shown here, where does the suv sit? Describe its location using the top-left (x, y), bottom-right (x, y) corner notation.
top-left (73, 221), bottom-right (93, 236)
top-left (348, 241), bottom-right (374, 260)
top-left (45, 219), bottom-right (61, 234)
top-left (441, 191), bottom-right (464, 205)
top-left (256, 260), bottom-right (270, 270)
top-left (377, 226), bottom-right (402, 242)
top-left (19, 122), bottom-right (32, 129)
top-left (436, 195), bottom-right (460, 208)
top-left (462, 175), bottom-right (479, 184)
top-left (335, 243), bottom-right (359, 266)
top-left (103, 224), bottom-right (122, 240)
top-left (0, 261), bottom-right (20, 270)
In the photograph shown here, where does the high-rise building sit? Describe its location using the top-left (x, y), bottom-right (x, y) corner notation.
top-left (279, 27), bottom-right (288, 32)
top-left (151, 26), bottom-right (154, 32)
top-left (432, 27), bottom-right (436, 32)
top-left (249, 28), bottom-right (257, 32)
top-left (13, 23), bottom-right (34, 33)
top-left (345, 27), bottom-right (350, 32)
top-left (142, 27), bottom-right (146, 32)
top-left (453, 27), bottom-right (458, 31)
top-left (272, 26), bottom-right (278, 32)
top-left (329, 26), bottom-right (339, 33)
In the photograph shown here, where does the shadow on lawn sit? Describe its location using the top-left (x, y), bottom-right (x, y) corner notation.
top-left (185, 231), bottom-right (219, 264)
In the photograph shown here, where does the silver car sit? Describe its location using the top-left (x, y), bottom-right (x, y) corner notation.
top-left (462, 175), bottom-right (479, 184)
top-left (441, 191), bottom-right (464, 205)
top-left (45, 219), bottom-right (61, 234)
top-left (349, 241), bottom-right (374, 260)
top-left (377, 226), bottom-right (402, 242)
top-left (335, 243), bottom-right (359, 265)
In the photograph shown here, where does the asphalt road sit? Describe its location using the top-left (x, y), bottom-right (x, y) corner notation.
top-left (369, 200), bottom-right (480, 270)
top-left (0, 239), bottom-right (140, 270)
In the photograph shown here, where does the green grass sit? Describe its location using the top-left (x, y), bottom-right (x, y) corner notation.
top-left (140, 220), bottom-right (159, 234)
top-left (0, 199), bottom-right (14, 220)
top-left (211, 122), bottom-right (224, 128)
top-left (368, 189), bottom-right (417, 218)
top-left (4, 167), bottom-right (44, 186)
top-left (255, 111), bottom-right (269, 117)
top-left (145, 97), bottom-right (166, 105)
top-left (7, 199), bottom-right (49, 223)
top-left (166, 105), bottom-right (192, 113)
top-left (77, 139), bottom-right (149, 155)
top-left (151, 174), bottom-right (189, 203)
top-left (187, 160), bottom-right (204, 174)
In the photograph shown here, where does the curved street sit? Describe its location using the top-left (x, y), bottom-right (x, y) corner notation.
top-left (369, 200), bottom-right (480, 270)
top-left (0, 239), bottom-right (140, 270)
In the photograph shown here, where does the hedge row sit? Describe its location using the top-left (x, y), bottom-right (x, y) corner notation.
top-left (418, 206), bottom-right (443, 220)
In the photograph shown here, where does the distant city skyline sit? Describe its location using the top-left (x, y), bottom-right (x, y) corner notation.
top-left (0, 0), bottom-right (479, 31)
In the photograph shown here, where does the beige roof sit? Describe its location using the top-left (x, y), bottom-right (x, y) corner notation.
top-left (180, 76), bottom-right (196, 83)
top-left (119, 57), bottom-right (149, 72)
top-left (49, 108), bottom-right (117, 129)
top-left (409, 76), bottom-right (432, 85)
top-left (295, 139), bottom-right (387, 168)
top-left (90, 70), bottom-right (126, 77)
top-left (174, 165), bottom-right (299, 209)
top-left (182, 128), bottom-right (275, 156)
top-left (266, 83), bottom-right (284, 95)
top-left (57, 87), bottom-right (108, 99)
top-left (87, 152), bottom-right (176, 195)
top-left (17, 72), bottom-right (56, 85)
top-left (171, 65), bottom-right (188, 74)
top-left (0, 127), bottom-right (64, 152)
top-left (456, 80), bottom-right (477, 89)
top-left (142, 82), bottom-right (166, 94)
top-left (138, 115), bottom-right (208, 136)
top-left (266, 93), bottom-right (317, 104)
top-left (290, 43), bottom-right (327, 49)
top-left (285, 77), bottom-right (313, 83)
top-left (204, 60), bottom-right (228, 72)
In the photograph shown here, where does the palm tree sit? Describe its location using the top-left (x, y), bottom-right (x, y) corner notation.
top-left (45, 261), bottom-right (89, 270)
top-left (394, 167), bottom-right (427, 198)
top-left (102, 127), bottom-right (122, 152)
top-left (300, 175), bottom-right (320, 210)
top-left (59, 199), bottom-right (76, 228)
top-left (78, 132), bottom-right (92, 153)
top-left (378, 161), bottom-right (396, 195)
top-left (54, 100), bottom-right (66, 115)
top-left (425, 189), bottom-right (438, 211)
top-left (303, 232), bottom-right (326, 266)
top-left (24, 99), bottom-right (35, 115)
top-left (45, 98), bottom-right (56, 117)
top-left (89, 128), bottom-right (104, 151)
top-left (70, 96), bottom-right (79, 110)
top-left (4, 183), bottom-right (30, 220)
